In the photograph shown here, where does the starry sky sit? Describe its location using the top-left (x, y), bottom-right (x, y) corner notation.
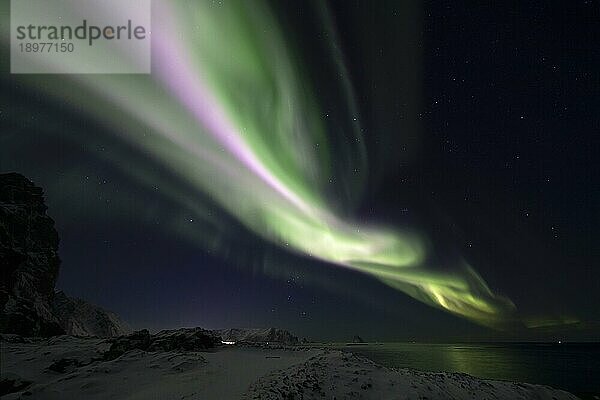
top-left (1, 1), bottom-right (598, 341)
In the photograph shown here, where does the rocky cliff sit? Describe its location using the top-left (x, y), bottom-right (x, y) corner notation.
top-left (52, 290), bottom-right (131, 337)
top-left (0, 173), bottom-right (129, 337)
top-left (0, 173), bottom-right (63, 336)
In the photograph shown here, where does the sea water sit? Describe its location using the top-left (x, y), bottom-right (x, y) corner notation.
top-left (332, 342), bottom-right (599, 395)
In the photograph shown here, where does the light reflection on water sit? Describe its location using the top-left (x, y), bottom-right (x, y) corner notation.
top-left (329, 343), bottom-right (599, 394)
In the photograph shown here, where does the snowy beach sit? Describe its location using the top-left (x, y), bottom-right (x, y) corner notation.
top-left (1, 334), bottom-right (580, 400)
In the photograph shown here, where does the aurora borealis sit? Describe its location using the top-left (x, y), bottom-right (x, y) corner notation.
top-left (1, 0), bottom-right (597, 339)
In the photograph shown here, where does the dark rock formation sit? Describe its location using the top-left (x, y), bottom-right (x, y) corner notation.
top-left (216, 327), bottom-right (298, 345)
top-left (103, 328), bottom-right (220, 360)
top-left (0, 374), bottom-right (32, 397)
top-left (46, 358), bottom-right (87, 374)
top-left (1, 173), bottom-right (130, 338)
top-left (352, 335), bottom-right (365, 343)
top-left (0, 173), bottom-right (63, 336)
top-left (52, 290), bottom-right (131, 337)
top-left (150, 327), bottom-right (221, 351)
top-left (103, 329), bottom-right (152, 360)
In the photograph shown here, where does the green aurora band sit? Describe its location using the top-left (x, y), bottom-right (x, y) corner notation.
top-left (4, 1), bottom-right (518, 327)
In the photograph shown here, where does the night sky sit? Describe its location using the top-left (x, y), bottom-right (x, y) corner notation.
top-left (1, 1), bottom-right (598, 341)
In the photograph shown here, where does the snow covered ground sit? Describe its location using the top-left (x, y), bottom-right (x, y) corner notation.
top-left (246, 350), bottom-right (581, 400)
top-left (1, 335), bottom-right (580, 399)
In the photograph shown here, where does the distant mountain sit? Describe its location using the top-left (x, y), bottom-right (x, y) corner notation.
top-left (215, 328), bottom-right (298, 345)
top-left (0, 173), bottom-right (129, 338)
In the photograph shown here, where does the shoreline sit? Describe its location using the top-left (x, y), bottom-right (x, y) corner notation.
top-left (313, 341), bottom-right (599, 398)
top-left (1, 335), bottom-right (582, 399)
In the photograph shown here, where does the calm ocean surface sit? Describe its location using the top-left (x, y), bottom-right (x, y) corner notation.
top-left (329, 343), bottom-right (600, 395)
